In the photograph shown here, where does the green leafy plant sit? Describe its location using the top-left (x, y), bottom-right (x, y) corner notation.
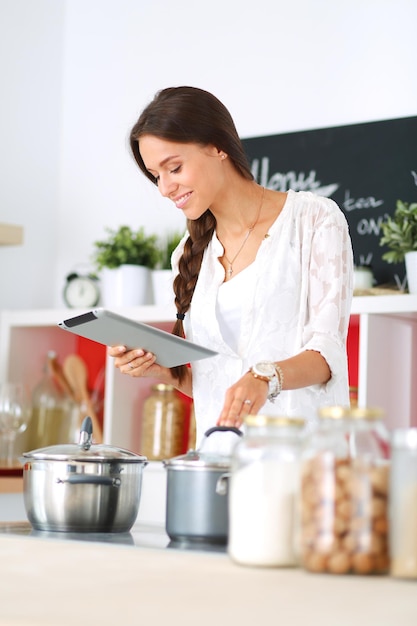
top-left (156, 231), bottom-right (184, 270)
top-left (92, 225), bottom-right (159, 270)
top-left (379, 200), bottom-right (417, 264)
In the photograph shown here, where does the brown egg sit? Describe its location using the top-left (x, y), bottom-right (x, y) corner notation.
top-left (327, 551), bottom-right (351, 574)
top-left (352, 552), bottom-right (374, 574)
top-left (369, 465), bottom-right (389, 496)
top-left (304, 552), bottom-right (328, 573)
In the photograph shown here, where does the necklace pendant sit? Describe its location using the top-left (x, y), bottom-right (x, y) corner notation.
top-left (227, 265), bottom-right (233, 278)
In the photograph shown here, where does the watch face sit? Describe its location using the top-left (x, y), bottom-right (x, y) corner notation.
top-left (254, 361), bottom-right (276, 377)
top-left (64, 276), bottom-right (100, 308)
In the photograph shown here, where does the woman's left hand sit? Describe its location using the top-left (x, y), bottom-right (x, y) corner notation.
top-left (217, 372), bottom-right (268, 428)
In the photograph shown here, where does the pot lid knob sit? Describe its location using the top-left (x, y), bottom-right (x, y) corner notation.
top-left (79, 416), bottom-right (93, 450)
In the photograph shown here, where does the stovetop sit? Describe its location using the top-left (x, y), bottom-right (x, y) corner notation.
top-left (0, 520), bottom-right (226, 553)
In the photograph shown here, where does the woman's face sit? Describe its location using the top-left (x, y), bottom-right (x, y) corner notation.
top-left (138, 135), bottom-right (227, 220)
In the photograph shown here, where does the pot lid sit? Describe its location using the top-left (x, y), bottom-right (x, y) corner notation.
top-left (163, 426), bottom-right (242, 469)
top-left (22, 416), bottom-right (147, 464)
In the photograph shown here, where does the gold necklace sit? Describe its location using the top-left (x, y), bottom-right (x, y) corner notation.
top-left (223, 186), bottom-right (265, 279)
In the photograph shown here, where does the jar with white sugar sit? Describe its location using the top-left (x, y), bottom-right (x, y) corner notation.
top-left (390, 428), bottom-right (417, 579)
top-left (228, 414), bottom-right (305, 567)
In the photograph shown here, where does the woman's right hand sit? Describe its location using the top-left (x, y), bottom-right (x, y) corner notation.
top-left (107, 345), bottom-right (168, 379)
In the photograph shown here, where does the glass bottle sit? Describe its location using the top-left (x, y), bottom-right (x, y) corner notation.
top-left (25, 351), bottom-right (74, 450)
top-left (299, 405), bottom-right (390, 575)
top-left (141, 384), bottom-right (186, 460)
top-left (389, 428), bottom-right (417, 579)
top-left (228, 414), bottom-right (305, 567)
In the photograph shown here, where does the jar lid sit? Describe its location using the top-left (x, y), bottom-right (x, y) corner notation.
top-left (392, 428), bottom-right (417, 449)
top-left (21, 416), bottom-right (147, 464)
top-left (151, 383), bottom-right (175, 392)
top-left (318, 405), bottom-right (384, 420)
top-left (244, 415), bottom-right (305, 428)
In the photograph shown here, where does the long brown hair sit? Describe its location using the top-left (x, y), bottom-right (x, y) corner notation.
top-left (130, 86), bottom-right (253, 382)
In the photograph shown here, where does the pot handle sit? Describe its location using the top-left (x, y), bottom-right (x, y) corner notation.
top-left (203, 426), bottom-right (243, 439)
top-left (216, 472), bottom-right (231, 496)
top-left (57, 475), bottom-right (121, 487)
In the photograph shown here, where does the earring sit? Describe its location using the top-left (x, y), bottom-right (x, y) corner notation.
top-left (221, 154), bottom-right (226, 160)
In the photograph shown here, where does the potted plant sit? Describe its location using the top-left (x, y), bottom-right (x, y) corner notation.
top-left (379, 200), bottom-right (417, 293)
top-left (152, 231), bottom-right (184, 306)
top-left (92, 225), bottom-right (159, 306)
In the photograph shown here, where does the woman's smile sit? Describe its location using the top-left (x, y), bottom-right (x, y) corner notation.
top-left (173, 191), bottom-right (193, 209)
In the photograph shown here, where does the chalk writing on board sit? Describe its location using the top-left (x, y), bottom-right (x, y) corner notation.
top-left (251, 158), bottom-right (339, 197)
top-left (242, 116), bottom-right (417, 287)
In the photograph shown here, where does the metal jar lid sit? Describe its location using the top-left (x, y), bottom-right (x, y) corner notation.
top-left (244, 415), bottom-right (306, 428)
top-left (318, 405), bottom-right (385, 420)
top-left (22, 416), bottom-right (147, 464)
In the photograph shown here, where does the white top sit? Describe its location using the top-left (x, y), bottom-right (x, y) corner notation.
top-left (173, 190), bottom-right (354, 446)
top-left (216, 264), bottom-right (256, 353)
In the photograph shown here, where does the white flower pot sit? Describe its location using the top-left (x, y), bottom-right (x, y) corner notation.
top-left (405, 251), bottom-right (417, 294)
top-left (151, 269), bottom-right (175, 306)
top-left (100, 265), bottom-right (150, 307)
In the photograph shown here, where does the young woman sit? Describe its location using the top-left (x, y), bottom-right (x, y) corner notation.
top-left (109, 86), bottom-right (354, 446)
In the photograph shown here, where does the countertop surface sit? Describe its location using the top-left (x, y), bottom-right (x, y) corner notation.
top-left (0, 521), bottom-right (415, 626)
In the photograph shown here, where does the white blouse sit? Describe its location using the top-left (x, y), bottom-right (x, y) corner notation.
top-left (173, 189), bottom-right (354, 446)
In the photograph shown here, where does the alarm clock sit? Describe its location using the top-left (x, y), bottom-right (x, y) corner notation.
top-left (63, 273), bottom-right (100, 308)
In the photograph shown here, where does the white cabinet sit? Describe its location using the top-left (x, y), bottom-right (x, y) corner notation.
top-left (351, 294), bottom-right (417, 430)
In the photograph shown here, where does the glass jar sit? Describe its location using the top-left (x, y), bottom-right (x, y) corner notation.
top-left (300, 405), bottom-right (390, 575)
top-left (228, 414), bottom-right (305, 567)
top-left (26, 351), bottom-right (75, 450)
top-left (389, 428), bottom-right (417, 579)
top-left (141, 384), bottom-right (186, 460)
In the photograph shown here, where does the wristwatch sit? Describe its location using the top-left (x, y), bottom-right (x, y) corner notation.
top-left (250, 361), bottom-right (280, 402)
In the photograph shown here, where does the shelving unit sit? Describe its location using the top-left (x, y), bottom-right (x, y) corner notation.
top-left (1, 295), bottom-right (417, 451)
top-left (0, 223), bottom-right (23, 245)
top-left (1, 296), bottom-right (417, 522)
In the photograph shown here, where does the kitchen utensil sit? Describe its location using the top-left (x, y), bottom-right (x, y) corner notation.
top-left (63, 354), bottom-right (103, 442)
top-left (163, 426), bottom-right (242, 544)
top-left (21, 416), bottom-right (148, 533)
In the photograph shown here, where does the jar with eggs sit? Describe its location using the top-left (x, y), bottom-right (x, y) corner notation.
top-left (299, 405), bottom-right (390, 575)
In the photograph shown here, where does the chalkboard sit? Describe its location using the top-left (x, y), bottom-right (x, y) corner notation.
top-left (242, 116), bottom-right (417, 288)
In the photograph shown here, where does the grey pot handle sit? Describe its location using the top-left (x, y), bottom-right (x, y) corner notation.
top-left (57, 475), bottom-right (121, 487)
top-left (216, 472), bottom-right (231, 496)
top-left (204, 426), bottom-right (243, 439)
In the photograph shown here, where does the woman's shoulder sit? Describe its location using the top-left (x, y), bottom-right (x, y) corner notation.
top-left (286, 190), bottom-right (347, 223)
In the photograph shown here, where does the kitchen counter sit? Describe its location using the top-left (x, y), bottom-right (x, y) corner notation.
top-left (0, 523), bottom-right (415, 626)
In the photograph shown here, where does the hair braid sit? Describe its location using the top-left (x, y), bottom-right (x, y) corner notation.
top-left (170, 210), bottom-right (216, 383)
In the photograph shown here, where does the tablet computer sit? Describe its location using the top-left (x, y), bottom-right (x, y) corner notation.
top-left (57, 308), bottom-right (217, 368)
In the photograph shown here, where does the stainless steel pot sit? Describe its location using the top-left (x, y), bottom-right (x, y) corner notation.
top-left (21, 417), bottom-right (148, 533)
top-left (163, 426), bottom-right (242, 544)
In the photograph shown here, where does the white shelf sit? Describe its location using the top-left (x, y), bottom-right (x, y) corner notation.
top-left (0, 223), bottom-right (23, 246)
top-left (351, 293), bottom-right (417, 316)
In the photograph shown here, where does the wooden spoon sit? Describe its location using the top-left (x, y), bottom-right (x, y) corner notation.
top-left (63, 354), bottom-right (103, 443)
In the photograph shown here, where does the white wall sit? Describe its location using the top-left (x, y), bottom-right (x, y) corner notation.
top-left (0, 0), bottom-right (64, 309)
top-left (1, 0), bottom-right (416, 310)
